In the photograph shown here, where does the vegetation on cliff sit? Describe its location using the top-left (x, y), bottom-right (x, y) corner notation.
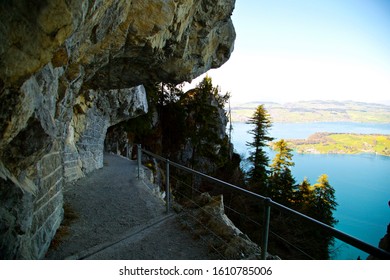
top-left (246, 105), bottom-right (274, 191)
top-left (114, 81), bottom-right (339, 259)
top-left (0, 0), bottom-right (237, 259)
top-left (113, 76), bottom-right (239, 187)
top-left (240, 105), bottom-right (338, 259)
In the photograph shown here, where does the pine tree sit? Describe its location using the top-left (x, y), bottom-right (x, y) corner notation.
top-left (180, 76), bottom-right (230, 170)
top-left (246, 105), bottom-right (274, 193)
top-left (270, 139), bottom-right (295, 172)
top-left (304, 174), bottom-right (338, 259)
top-left (311, 174), bottom-right (338, 226)
top-left (296, 177), bottom-right (314, 212)
top-left (269, 139), bottom-right (296, 204)
top-left (158, 83), bottom-right (187, 156)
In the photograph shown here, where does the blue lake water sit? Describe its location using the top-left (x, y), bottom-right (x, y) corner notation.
top-left (230, 122), bottom-right (390, 260)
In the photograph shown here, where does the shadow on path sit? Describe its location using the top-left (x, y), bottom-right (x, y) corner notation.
top-left (45, 153), bottom-right (212, 260)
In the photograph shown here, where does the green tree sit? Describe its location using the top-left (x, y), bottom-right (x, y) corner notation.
top-left (304, 174), bottom-right (338, 259)
top-left (158, 83), bottom-right (187, 156)
top-left (180, 76), bottom-right (230, 170)
top-left (311, 174), bottom-right (338, 226)
top-left (270, 139), bottom-right (295, 172)
top-left (295, 177), bottom-right (314, 212)
top-left (269, 139), bottom-right (296, 205)
top-left (246, 105), bottom-right (274, 193)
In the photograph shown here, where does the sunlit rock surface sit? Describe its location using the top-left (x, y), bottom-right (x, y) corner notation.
top-left (0, 0), bottom-right (235, 259)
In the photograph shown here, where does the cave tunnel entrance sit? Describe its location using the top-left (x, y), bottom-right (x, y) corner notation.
top-left (104, 122), bottom-right (138, 160)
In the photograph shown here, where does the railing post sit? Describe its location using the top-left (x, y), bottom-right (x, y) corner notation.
top-left (166, 159), bottom-right (170, 213)
top-left (137, 144), bottom-right (141, 179)
top-left (261, 197), bottom-right (271, 260)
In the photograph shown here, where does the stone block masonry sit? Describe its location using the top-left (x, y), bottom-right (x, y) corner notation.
top-left (42, 148), bottom-right (64, 259)
top-left (64, 85), bottom-right (148, 182)
top-left (0, 145), bottom-right (64, 259)
top-left (0, 63), bottom-right (148, 258)
top-left (0, 0), bottom-right (235, 259)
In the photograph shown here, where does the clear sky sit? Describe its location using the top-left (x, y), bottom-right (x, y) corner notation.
top-left (185, 0), bottom-right (390, 105)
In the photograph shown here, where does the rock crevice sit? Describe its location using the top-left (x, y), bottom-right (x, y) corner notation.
top-left (0, 0), bottom-right (235, 259)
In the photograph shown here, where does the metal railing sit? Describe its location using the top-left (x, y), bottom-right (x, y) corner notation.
top-left (136, 145), bottom-right (390, 260)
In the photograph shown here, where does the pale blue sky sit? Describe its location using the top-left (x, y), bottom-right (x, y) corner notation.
top-left (186, 0), bottom-right (390, 105)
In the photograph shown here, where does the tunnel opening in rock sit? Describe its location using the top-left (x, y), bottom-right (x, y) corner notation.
top-left (0, 0), bottom-right (235, 260)
top-left (104, 124), bottom-right (135, 159)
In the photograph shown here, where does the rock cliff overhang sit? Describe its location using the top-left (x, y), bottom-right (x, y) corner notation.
top-left (0, 0), bottom-right (235, 88)
top-left (0, 0), bottom-right (236, 259)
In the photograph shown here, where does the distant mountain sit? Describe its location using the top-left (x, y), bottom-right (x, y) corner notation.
top-left (231, 100), bottom-right (390, 123)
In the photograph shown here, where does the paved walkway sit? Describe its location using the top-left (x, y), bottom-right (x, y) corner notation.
top-left (45, 153), bottom-right (212, 260)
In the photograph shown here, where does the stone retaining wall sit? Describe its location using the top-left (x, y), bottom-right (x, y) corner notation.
top-left (0, 0), bottom-right (235, 259)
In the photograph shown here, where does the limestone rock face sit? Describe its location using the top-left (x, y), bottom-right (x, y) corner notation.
top-left (64, 85), bottom-right (148, 180)
top-left (1, 0), bottom-right (235, 89)
top-left (0, 0), bottom-right (235, 259)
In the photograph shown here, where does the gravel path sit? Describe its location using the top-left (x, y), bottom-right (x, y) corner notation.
top-left (45, 153), bottom-right (212, 260)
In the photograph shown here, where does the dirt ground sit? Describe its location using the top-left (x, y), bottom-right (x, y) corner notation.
top-left (45, 153), bottom-right (213, 260)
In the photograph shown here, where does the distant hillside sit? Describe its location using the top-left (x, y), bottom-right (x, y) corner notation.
top-left (231, 100), bottom-right (390, 123)
top-left (286, 132), bottom-right (390, 156)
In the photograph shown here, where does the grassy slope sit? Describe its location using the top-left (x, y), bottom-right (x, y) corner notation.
top-left (287, 133), bottom-right (390, 156)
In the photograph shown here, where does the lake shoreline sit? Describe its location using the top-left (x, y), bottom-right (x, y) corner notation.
top-left (231, 100), bottom-right (390, 123)
top-left (291, 150), bottom-right (390, 157)
top-left (231, 121), bottom-right (390, 260)
top-left (282, 132), bottom-right (390, 157)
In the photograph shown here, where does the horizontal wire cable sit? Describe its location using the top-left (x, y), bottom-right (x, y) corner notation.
top-left (173, 188), bottom-right (248, 258)
top-left (141, 148), bottom-right (390, 260)
top-left (268, 230), bottom-right (315, 260)
top-left (178, 209), bottom-right (226, 260)
top-left (172, 175), bottom-right (315, 259)
top-left (154, 165), bottom-right (317, 259)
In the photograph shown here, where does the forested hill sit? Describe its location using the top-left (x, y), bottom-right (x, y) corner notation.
top-left (231, 100), bottom-right (390, 123)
